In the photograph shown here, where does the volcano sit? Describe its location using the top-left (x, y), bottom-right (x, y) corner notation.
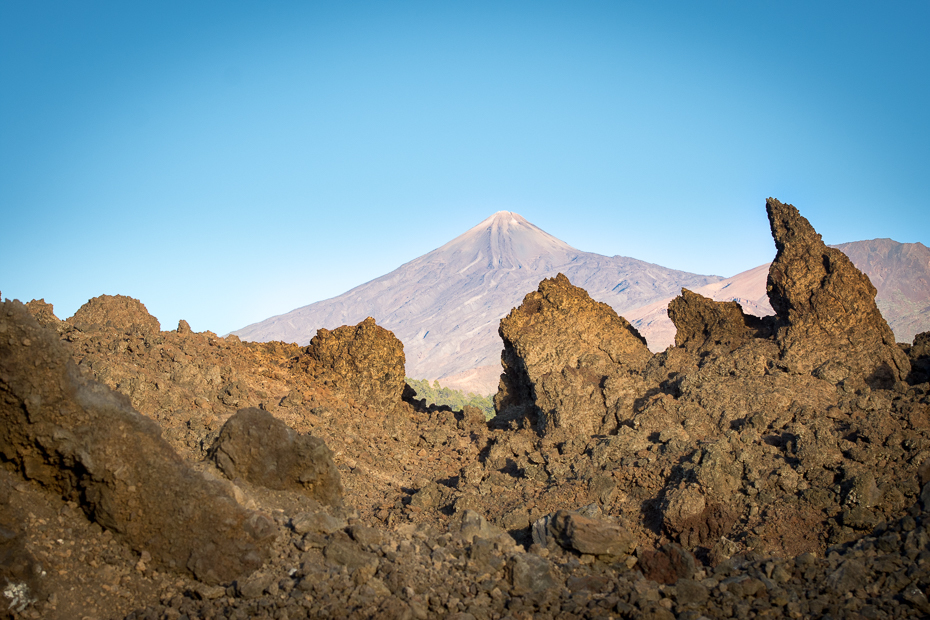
top-left (232, 212), bottom-right (722, 391)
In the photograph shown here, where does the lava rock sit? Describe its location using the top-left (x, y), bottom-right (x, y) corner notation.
top-left (765, 197), bottom-right (910, 386)
top-left (68, 294), bottom-right (161, 333)
top-left (494, 273), bottom-right (652, 435)
top-left (305, 317), bottom-right (407, 409)
top-left (210, 407), bottom-right (343, 507)
top-left (0, 300), bottom-right (274, 584)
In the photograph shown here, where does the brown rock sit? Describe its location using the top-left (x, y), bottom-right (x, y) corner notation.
top-left (494, 273), bottom-right (652, 435)
top-left (24, 298), bottom-right (61, 330)
top-left (905, 331), bottom-right (930, 384)
top-left (547, 510), bottom-right (636, 557)
top-left (765, 198), bottom-right (910, 386)
top-left (210, 407), bottom-right (343, 507)
top-left (305, 317), bottom-right (406, 409)
top-left (68, 294), bottom-right (161, 333)
top-left (668, 288), bottom-right (771, 355)
top-left (638, 543), bottom-right (698, 584)
top-left (0, 300), bottom-right (274, 584)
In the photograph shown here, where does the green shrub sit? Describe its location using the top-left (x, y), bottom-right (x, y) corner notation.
top-left (405, 378), bottom-right (495, 420)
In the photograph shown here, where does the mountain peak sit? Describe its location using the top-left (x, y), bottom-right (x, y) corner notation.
top-left (434, 212), bottom-right (577, 271)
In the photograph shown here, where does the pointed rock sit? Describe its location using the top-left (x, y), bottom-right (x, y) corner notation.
top-left (765, 198), bottom-right (910, 385)
top-left (494, 273), bottom-right (652, 435)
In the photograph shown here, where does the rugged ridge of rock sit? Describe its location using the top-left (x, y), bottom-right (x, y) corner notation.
top-left (0, 300), bottom-right (275, 585)
top-left (494, 273), bottom-right (652, 436)
top-left (765, 197), bottom-right (910, 386)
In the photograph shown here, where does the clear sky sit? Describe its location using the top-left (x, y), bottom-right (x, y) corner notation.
top-left (2, 1), bottom-right (928, 335)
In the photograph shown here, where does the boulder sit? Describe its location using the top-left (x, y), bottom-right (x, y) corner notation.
top-left (210, 407), bottom-right (343, 507)
top-left (305, 317), bottom-right (406, 409)
top-left (546, 509), bottom-right (636, 558)
top-left (668, 288), bottom-right (771, 355)
top-left (68, 294), bottom-right (161, 333)
top-left (494, 273), bottom-right (652, 435)
top-left (765, 198), bottom-right (910, 386)
top-left (0, 300), bottom-right (274, 584)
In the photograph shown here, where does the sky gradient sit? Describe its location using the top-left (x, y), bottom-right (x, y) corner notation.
top-left (2, 1), bottom-right (928, 335)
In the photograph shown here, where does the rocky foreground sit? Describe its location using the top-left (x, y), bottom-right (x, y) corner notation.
top-left (2, 198), bottom-right (929, 619)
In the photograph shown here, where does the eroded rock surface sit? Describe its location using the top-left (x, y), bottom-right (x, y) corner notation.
top-left (766, 197), bottom-right (910, 386)
top-left (667, 288), bottom-right (772, 355)
top-left (304, 316), bottom-right (406, 409)
top-left (0, 301), bottom-right (274, 585)
top-left (69, 294), bottom-right (162, 333)
top-left (495, 273), bottom-right (652, 435)
top-left (210, 407), bottom-right (343, 507)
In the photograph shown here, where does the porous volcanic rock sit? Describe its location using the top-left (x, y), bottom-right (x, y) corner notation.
top-left (24, 298), bottom-right (61, 330)
top-left (210, 407), bottom-right (343, 507)
top-left (905, 331), bottom-right (930, 385)
top-left (494, 273), bottom-right (652, 436)
top-left (0, 301), bottom-right (274, 584)
top-left (304, 316), bottom-right (406, 409)
top-left (765, 197), bottom-right (910, 386)
top-left (667, 288), bottom-right (772, 355)
top-left (68, 294), bottom-right (161, 333)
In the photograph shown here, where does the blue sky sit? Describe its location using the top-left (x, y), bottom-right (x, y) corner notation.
top-left (2, 1), bottom-right (927, 335)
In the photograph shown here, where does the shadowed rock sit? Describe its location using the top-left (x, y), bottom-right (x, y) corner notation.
top-left (765, 197), bottom-right (910, 386)
top-left (0, 301), bottom-right (274, 584)
top-left (904, 331), bottom-right (930, 385)
top-left (494, 273), bottom-right (652, 435)
top-left (305, 317), bottom-right (406, 409)
top-left (210, 407), bottom-right (343, 507)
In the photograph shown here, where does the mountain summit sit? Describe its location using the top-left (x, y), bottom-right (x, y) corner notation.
top-left (232, 213), bottom-right (722, 391)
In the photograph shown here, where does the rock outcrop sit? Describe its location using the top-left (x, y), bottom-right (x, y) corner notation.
top-left (0, 301), bottom-right (274, 584)
top-left (667, 288), bottom-right (772, 355)
top-left (24, 298), bottom-right (61, 330)
top-left (69, 294), bottom-right (162, 333)
top-left (494, 273), bottom-right (652, 436)
top-left (765, 197), bottom-right (910, 386)
top-left (210, 407), bottom-right (343, 507)
top-left (304, 316), bottom-right (406, 410)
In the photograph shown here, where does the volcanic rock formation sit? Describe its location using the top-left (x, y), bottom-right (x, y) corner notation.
top-left (0, 301), bottom-right (275, 585)
top-left (2, 197), bottom-right (930, 619)
top-left (766, 197), bottom-right (911, 386)
top-left (494, 273), bottom-right (652, 436)
top-left (210, 407), bottom-right (344, 507)
top-left (303, 316), bottom-right (407, 410)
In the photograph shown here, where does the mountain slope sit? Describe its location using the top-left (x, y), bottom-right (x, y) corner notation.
top-left (232, 212), bottom-right (722, 387)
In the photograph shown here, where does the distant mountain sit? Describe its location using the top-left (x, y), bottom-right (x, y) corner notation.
top-left (232, 212), bottom-right (722, 392)
top-left (626, 239), bottom-right (930, 351)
